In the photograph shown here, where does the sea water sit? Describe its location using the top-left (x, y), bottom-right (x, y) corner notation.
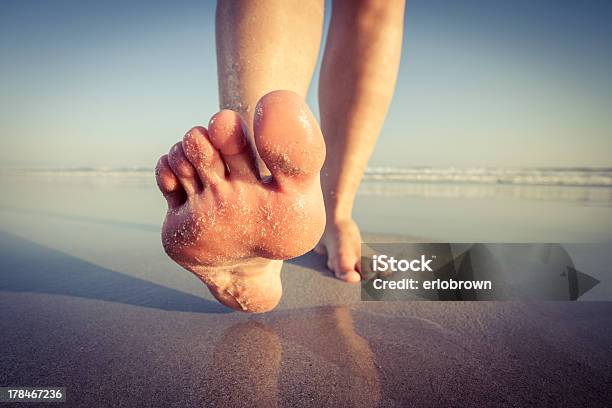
top-left (1, 166), bottom-right (610, 242)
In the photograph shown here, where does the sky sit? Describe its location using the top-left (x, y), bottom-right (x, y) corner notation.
top-left (0, 0), bottom-right (611, 169)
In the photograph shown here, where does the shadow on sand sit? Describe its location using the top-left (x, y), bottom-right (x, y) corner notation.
top-left (0, 230), bottom-right (230, 314)
top-left (287, 250), bottom-right (335, 278)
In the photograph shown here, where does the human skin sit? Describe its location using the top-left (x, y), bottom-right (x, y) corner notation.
top-left (156, 91), bottom-right (326, 312)
top-left (216, 0), bottom-right (405, 282)
top-left (216, 0), bottom-right (325, 174)
top-left (156, 0), bottom-right (404, 312)
top-left (315, 0), bottom-right (405, 281)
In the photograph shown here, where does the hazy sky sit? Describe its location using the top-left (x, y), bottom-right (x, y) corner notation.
top-left (1, 0), bottom-right (611, 168)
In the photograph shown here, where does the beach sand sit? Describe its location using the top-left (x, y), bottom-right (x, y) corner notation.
top-left (1, 173), bottom-right (611, 406)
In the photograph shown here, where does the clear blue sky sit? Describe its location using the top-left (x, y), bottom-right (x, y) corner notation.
top-left (1, 0), bottom-right (611, 168)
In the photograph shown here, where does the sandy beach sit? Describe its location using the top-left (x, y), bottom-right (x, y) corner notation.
top-left (2, 0), bottom-right (611, 405)
top-left (1, 172), bottom-right (611, 406)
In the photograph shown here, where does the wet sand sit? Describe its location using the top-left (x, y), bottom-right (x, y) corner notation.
top-left (1, 176), bottom-right (611, 406)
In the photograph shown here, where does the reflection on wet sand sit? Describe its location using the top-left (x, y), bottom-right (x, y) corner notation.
top-left (205, 321), bottom-right (282, 407)
top-left (207, 307), bottom-right (380, 407)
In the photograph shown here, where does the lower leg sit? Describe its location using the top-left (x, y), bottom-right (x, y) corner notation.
top-left (317, 0), bottom-right (405, 281)
top-left (216, 0), bottom-right (324, 173)
top-left (155, 1), bottom-right (326, 313)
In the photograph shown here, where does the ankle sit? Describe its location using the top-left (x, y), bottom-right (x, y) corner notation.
top-left (325, 216), bottom-right (356, 230)
top-left (324, 200), bottom-right (353, 224)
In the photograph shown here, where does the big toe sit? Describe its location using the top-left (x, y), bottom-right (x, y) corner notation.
top-left (253, 90), bottom-right (326, 189)
top-left (330, 254), bottom-right (362, 283)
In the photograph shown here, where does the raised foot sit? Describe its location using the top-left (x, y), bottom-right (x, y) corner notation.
top-left (155, 90), bottom-right (326, 313)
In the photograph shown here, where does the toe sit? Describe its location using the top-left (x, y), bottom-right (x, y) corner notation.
top-left (155, 155), bottom-right (186, 208)
top-left (208, 110), bottom-right (258, 182)
top-left (332, 254), bottom-right (362, 283)
top-left (168, 142), bottom-right (202, 196)
top-left (182, 126), bottom-right (226, 186)
top-left (253, 90), bottom-right (325, 189)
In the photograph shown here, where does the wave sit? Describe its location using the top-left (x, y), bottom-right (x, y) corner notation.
top-left (358, 182), bottom-right (612, 205)
top-left (4, 166), bottom-right (612, 187)
top-left (2, 166), bottom-right (611, 205)
top-left (362, 167), bottom-right (612, 187)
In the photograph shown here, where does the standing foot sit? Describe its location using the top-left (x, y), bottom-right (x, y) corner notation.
top-left (315, 219), bottom-right (362, 283)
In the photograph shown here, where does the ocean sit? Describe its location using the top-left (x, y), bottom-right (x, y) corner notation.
top-left (1, 166), bottom-right (611, 242)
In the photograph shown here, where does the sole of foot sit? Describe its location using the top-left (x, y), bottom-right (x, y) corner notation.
top-left (155, 90), bottom-right (326, 313)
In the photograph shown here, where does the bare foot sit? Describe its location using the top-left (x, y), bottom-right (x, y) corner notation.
top-left (155, 91), bottom-right (326, 313)
top-left (315, 219), bottom-right (362, 283)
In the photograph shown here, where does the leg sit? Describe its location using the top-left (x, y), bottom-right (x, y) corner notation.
top-left (316, 0), bottom-right (405, 281)
top-left (216, 0), bottom-right (324, 173)
top-left (154, 1), bottom-right (325, 313)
